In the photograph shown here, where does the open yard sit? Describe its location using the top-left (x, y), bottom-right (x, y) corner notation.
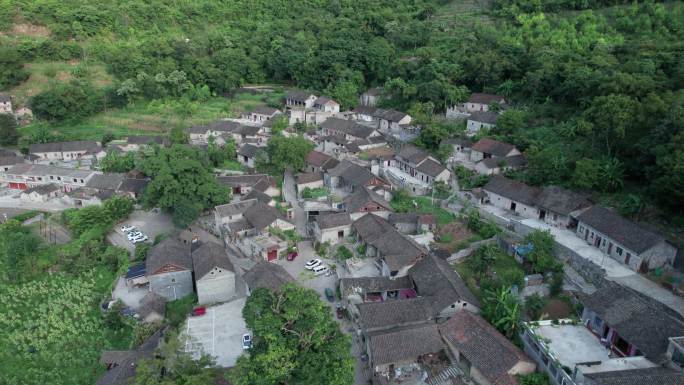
top-left (390, 195), bottom-right (456, 226)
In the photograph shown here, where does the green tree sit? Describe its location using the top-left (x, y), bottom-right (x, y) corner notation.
top-left (518, 373), bottom-right (551, 385)
top-left (100, 151), bottom-right (136, 173)
top-left (482, 286), bottom-right (520, 339)
top-left (139, 145), bottom-right (230, 227)
top-left (260, 135), bottom-right (314, 174)
top-left (30, 80), bottom-right (104, 121)
top-left (232, 285), bottom-right (354, 385)
top-left (0, 46), bottom-right (29, 89)
top-left (0, 113), bottom-right (19, 146)
top-left (522, 230), bottom-right (562, 273)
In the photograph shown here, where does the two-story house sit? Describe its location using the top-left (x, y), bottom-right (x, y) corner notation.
top-left (192, 242), bottom-right (236, 305)
top-left (29, 141), bottom-right (106, 162)
top-left (146, 238), bottom-right (193, 301)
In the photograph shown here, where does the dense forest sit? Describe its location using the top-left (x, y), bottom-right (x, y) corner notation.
top-left (1, 0), bottom-right (683, 221)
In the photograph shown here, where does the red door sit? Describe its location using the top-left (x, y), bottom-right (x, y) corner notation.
top-left (9, 182), bottom-right (27, 190)
top-left (267, 249), bottom-right (277, 262)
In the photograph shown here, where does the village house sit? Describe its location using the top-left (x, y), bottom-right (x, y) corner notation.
top-left (312, 212), bottom-right (352, 244)
top-left (321, 118), bottom-right (380, 142)
top-left (575, 206), bottom-right (677, 271)
top-left (352, 214), bottom-right (427, 278)
top-left (20, 183), bottom-right (62, 202)
top-left (442, 138), bottom-right (473, 163)
top-left (117, 178), bottom-right (149, 200)
top-left (65, 187), bottom-right (114, 207)
top-left (536, 186), bottom-right (592, 228)
top-left (440, 310), bottom-right (536, 385)
top-left (470, 138), bottom-right (521, 163)
top-left (340, 276), bottom-right (416, 309)
top-left (242, 188), bottom-right (275, 206)
top-left (1, 163), bottom-right (96, 191)
top-left (325, 160), bottom-right (389, 193)
top-left (237, 233), bottom-right (289, 262)
top-left (137, 292), bottom-right (165, 324)
top-left (214, 198), bottom-right (295, 238)
top-left (392, 144), bottom-right (451, 186)
top-left (192, 242), bottom-right (236, 305)
top-left (243, 261), bottom-right (295, 294)
top-left (483, 176), bottom-right (540, 219)
top-left (304, 150), bottom-right (339, 173)
top-left (0, 94), bottom-right (12, 114)
top-left (357, 297), bottom-right (434, 334)
top-left (464, 93), bottom-right (506, 113)
top-left (145, 238), bottom-right (193, 301)
top-left (352, 106), bottom-right (412, 131)
top-left (359, 87), bottom-right (381, 107)
top-left (113, 136), bottom-right (169, 153)
top-left (216, 174), bottom-right (279, 197)
top-left (242, 106), bottom-right (281, 123)
top-left (466, 111), bottom-right (499, 136)
top-left (474, 154), bottom-right (528, 175)
top-left (388, 213), bottom-right (436, 235)
top-left (285, 90), bottom-right (317, 109)
top-left (341, 187), bottom-right (392, 220)
top-left (313, 97), bottom-right (340, 113)
top-left (96, 330), bottom-right (163, 385)
top-left (582, 368), bottom-right (684, 385)
top-left (367, 323), bottom-right (445, 384)
top-left (237, 143), bottom-right (261, 168)
top-left (295, 172), bottom-right (324, 196)
top-left (0, 154), bottom-right (25, 171)
top-left (29, 141), bottom-right (106, 162)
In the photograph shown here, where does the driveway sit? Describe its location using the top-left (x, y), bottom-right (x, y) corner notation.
top-left (276, 240), bottom-right (340, 318)
top-left (282, 170), bottom-right (307, 237)
top-left (182, 298), bottom-right (249, 367)
top-left (108, 209), bottom-right (175, 253)
top-left (111, 276), bottom-right (148, 309)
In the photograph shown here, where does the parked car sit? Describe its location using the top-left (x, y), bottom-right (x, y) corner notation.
top-left (312, 265), bottom-right (329, 276)
top-left (242, 333), bottom-right (252, 350)
top-left (132, 235), bottom-right (149, 244)
top-left (121, 225), bottom-right (136, 233)
top-left (191, 307), bottom-right (206, 317)
top-left (324, 288), bottom-right (335, 302)
top-left (305, 258), bottom-right (322, 270)
top-left (127, 231), bottom-right (143, 240)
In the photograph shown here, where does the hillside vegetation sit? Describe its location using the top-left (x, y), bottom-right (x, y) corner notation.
top-left (0, 0), bottom-right (683, 221)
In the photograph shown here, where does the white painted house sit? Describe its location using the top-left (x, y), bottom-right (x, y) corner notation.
top-left (192, 242), bottom-right (236, 305)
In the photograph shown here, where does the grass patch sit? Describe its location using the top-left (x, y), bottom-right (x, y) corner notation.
top-left (165, 293), bottom-right (197, 328)
top-left (455, 245), bottom-right (525, 301)
top-left (390, 194), bottom-right (455, 225)
top-left (220, 159), bottom-right (245, 171)
top-left (301, 187), bottom-right (329, 199)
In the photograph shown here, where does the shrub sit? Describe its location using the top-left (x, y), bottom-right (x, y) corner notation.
top-left (336, 246), bottom-right (353, 260)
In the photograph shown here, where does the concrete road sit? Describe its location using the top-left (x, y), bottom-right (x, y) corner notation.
top-left (182, 298), bottom-right (249, 367)
top-left (282, 170), bottom-right (307, 237)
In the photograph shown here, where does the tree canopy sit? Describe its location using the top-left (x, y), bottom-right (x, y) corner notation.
top-left (232, 284), bottom-right (354, 385)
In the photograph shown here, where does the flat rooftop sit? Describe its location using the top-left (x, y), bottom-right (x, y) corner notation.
top-left (577, 356), bottom-right (656, 375)
top-left (530, 320), bottom-right (610, 369)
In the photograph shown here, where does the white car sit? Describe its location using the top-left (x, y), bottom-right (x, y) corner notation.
top-left (127, 230), bottom-right (142, 239)
top-left (132, 235), bottom-right (149, 243)
top-left (312, 265), bottom-right (329, 276)
top-left (120, 225), bottom-right (136, 233)
top-left (305, 259), bottom-right (322, 270)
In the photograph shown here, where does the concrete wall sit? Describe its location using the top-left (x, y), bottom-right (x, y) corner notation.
top-left (316, 224), bottom-right (351, 244)
top-left (486, 191), bottom-right (538, 219)
top-left (466, 120), bottom-right (494, 136)
top-left (576, 222), bottom-right (644, 271)
top-left (149, 270), bottom-right (193, 301)
top-left (196, 269), bottom-right (236, 305)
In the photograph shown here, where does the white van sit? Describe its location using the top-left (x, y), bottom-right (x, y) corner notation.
top-left (312, 265), bottom-right (329, 276)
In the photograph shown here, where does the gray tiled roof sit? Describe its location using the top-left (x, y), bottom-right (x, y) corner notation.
top-left (471, 138), bottom-right (517, 157)
top-left (0, 155), bottom-right (25, 166)
top-left (243, 201), bottom-right (290, 231)
top-left (339, 163), bottom-right (380, 188)
top-left (483, 176), bottom-right (540, 206)
top-left (316, 212), bottom-right (351, 229)
top-left (368, 324), bottom-right (443, 366)
top-left (409, 254), bottom-right (480, 309)
top-left (439, 310), bottom-right (529, 385)
top-left (86, 173), bottom-right (125, 190)
top-left (237, 144), bottom-right (260, 158)
top-left (242, 189), bottom-right (273, 205)
top-left (23, 183), bottom-right (60, 195)
top-left (536, 185), bottom-right (591, 216)
top-left (468, 93), bottom-right (505, 105)
top-left (249, 106), bottom-right (280, 116)
top-left (415, 158), bottom-right (447, 177)
top-left (216, 174), bottom-right (273, 188)
top-left (340, 276), bottom-right (412, 296)
top-left (576, 206), bottom-right (665, 254)
top-left (126, 135), bottom-right (169, 146)
top-left (118, 178), bottom-right (149, 195)
top-left (342, 187), bottom-right (390, 213)
top-left (353, 214), bottom-right (426, 272)
top-left (581, 282), bottom-right (684, 362)
top-left (215, 199), bottom-right (258, 218)
top-left (208, 120), bottom-right (242, 132)
top-left (397, 145), bottom-right (429, 165)
top-left (480, 154), bottom-right (527, 169)
top-left (296, 171), bottom-right (323, 185)
top-left (0, 94), bottom-right (10, 103)
top-left (321, 118), bottom-right (376, 139)
top-left (192, 242), bottom-right (234, 280)
top-left (306, 150), bottom-right (334, 168)
top-left (243, 262), bottom-right (294, 292)
top-left (285, 90), bottom-right (316, 102)
top-left (358, 297), bottom-right (433, 331)
top-left (138, 292), bottom-right (166, 319)
top-left (468, 111), bottom-right (499, 124)
top-left (584, 367), bottom-right (684, 385)
top-left (146, 238), bottom-right (192, 275)
top-left (30, 140), bottom-right (101, 154)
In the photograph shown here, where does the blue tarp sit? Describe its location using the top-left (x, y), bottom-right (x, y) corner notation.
top-left (514, 242), bottom-right (534, 256)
